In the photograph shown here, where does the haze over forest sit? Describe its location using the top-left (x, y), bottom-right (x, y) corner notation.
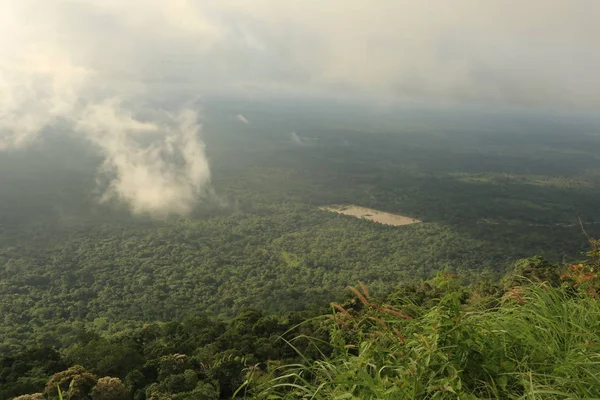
top-left (2, 1), bottom-right (600, 400)
top-left (2, 1), bottom-right (600, 217)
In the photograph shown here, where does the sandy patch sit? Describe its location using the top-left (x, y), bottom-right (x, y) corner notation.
top-left (320, 205), bottom-right (421, 226)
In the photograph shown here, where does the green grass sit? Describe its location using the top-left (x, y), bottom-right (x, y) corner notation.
top-left (250, 281), bottom-right (600, 399)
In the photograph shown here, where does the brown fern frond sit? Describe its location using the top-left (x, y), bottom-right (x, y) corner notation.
top-left (393, 327), bottom-right (406, 344)
top-left (368, 316), bottom-right (388, 329)
top-left (327, 314), bottom-right (349, 328)
top-left (369, 330), bottom-right (385, 338)
top-left (331, 302), bottom-right (353, 319)
top-left (370, 304), bottom-right (384, 312)
top-left (381, 307), bottom-right (413, 320)
top-left (347, 285), bottom-right (370, 306)
top-left (509, 289), bottom-right (525, 305)
top-left (358, 281), bottom-right (370, 299)
top-left (335, 317), bottom-right (349, 329)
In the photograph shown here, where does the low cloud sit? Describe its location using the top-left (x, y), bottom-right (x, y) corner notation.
top-left (236, 114), bottom-right (250, 124)
top-left (0, 44), bottom-right (88, 149)
top-left (77, 100), bottom-right (211, 216)
top-left (0, 2), bottom-right (213, 217)
top-left (290, 132), bottom-right (315, 146)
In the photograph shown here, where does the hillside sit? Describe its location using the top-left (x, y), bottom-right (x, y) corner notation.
top-left (3, 250), bottom-right (600, 399)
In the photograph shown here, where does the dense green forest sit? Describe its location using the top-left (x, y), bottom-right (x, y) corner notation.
top-left (2, 103), bottom-right (600, 398)
top-left (4, 253), bottom-right (600, 399)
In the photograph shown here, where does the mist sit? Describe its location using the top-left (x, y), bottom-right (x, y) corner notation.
top-left (1, 0), bottom-right (600, 216)
top-left (0, 1), bottom-right (214, 216)
top-left (76, 100), bottom-right (211, 216)
top-left (235, 114), bottom-right (250, 124)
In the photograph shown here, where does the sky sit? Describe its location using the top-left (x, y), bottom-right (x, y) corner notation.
top-left (1, 0), bottom-right (599, 215)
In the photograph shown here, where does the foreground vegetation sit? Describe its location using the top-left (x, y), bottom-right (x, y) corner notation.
top-left (251, 259), bottom-right (600, 399)
top-left (4, 246), bottom-right (600, 399)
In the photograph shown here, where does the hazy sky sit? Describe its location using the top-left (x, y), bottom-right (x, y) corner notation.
top-left (1, 0), bottom-right (599, 215)
top-left (3, 0), bottom-right (599, 105)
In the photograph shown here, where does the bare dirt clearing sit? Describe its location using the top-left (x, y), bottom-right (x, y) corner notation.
top-left (320, 205), bottom-right (421, 226)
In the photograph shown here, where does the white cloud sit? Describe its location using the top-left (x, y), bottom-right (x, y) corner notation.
top-left (290, 132), bottom-right (302, 145)
top-left (235, 114), bottom-right (250, 124)
top-left (290, 132), bottom-right (315, 146)
top-left (76, 100), bottom-right (211, 216)
top-left (0, 1), bottom-right (214, 216)
top-left (0, 3), bottom-right (88, 149)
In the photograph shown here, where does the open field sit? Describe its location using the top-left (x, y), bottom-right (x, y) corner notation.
top-left (320, 205), bottom-right (421, 226)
